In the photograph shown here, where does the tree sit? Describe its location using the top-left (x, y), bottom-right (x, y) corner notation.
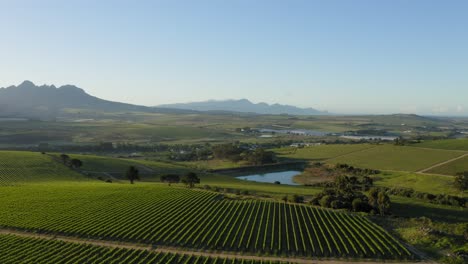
top-left (292, 194), bottom-right (304, 203)
top-left (352, 198), bottom-right (362, 212)
top-left (320, 195), bottom-right (332, 208)
top-left (335, 175), bottom-right (352, 192)
top-left (160, 174), bottom-right (180, 186)
top-left (181, 172), bottom-right (200, 188)
top-left (212, 143), bottom-right (243, 161)
top-left (368, 187), bottom-right (379, 209)
top-left (246, 148), bottom-right (276, 165)
top-left (454, 172), bottom-right (468, 191)
top-left (352, 198), bottom-right (371, 212)
top-left (126, 166), bottom-right (140, 184)
top-left (60, 154), bottom-right (70, 165)
top-left (70, 159), bottom-right (83, 169)
top-left (362, 176), bottom-right (373, 186)
top-left (394, 136), bottom-right (406, 146)
top-left (377, 191), bottom-right (391, 216)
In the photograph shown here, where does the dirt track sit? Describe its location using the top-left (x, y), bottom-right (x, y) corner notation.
top-left (418, 153), bottom-right (468, 173)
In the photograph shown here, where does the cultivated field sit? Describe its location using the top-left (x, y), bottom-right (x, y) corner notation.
top-left (373, 171), bottom-right (461, 195)
top-left (0, 144), bottom-right (465, 263)
top-left (426, 155), bottom-right (468, 176)
top-left (2, 113), bottom-right (461, 147)
top-left (72, 154), bottom-right (188, 176)
top-left (274, 144), bottom-right (375, 161)
top-left (414, 139), bottom-right (468, 151)
top-left (326, 145), bottom-right (464, 172)
top-left (0, 151), bottom-right (85, 185)
top-left (0, 234), bottom-right (291, 264)
top-left (0, 183), bottom-right (413, 259)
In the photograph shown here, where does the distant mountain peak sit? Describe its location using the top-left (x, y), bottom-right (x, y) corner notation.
top-left (58, 84), bottom-right (86, 94)
top-left (157, 99), bottom-right (327, 116)
top-left (17, 80), bottom-right (36, 88)
top-left (20, 80), bottom-right (34, 85)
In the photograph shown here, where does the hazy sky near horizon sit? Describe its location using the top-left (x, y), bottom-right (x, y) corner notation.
top-left (1, 0), bottom-right (467, 115)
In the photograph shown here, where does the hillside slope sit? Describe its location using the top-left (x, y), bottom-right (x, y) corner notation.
top-left (0, 151), bottom-right (85, 185)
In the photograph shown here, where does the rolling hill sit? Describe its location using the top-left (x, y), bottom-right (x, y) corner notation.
top-left (0, 151), bottom-right (85, 185)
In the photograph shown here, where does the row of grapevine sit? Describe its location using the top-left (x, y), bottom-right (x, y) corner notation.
top-left (0, 185), bottom-right (415, 259)
top-left (0, 234), bottom-right (292, 264)
top-left (0, 151), bottom-right (85, 185)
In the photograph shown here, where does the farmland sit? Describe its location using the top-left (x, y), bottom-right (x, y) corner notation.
top-left (0, 234), bottom-right (292, 264)
top-left (426, 155), bottom-right (468, 176)
top-left (414, 139), bottom-right (468, 151)
top-left (0, 151), bottom-right (85, 185)
top-left (70, 153), bottom-right (188, 178)
top-left (273, 144), bottom-right (375, 161)
top-left (373, 171), bottom-right (462, 196)
top-left (0, 183), bottom-right (413, 260)
top-left (0, 126), bottom-right (467, 263)
top-left (2, 113), bottom-right (465, 148)
top-left (325, 145), bottom-right (464, 172)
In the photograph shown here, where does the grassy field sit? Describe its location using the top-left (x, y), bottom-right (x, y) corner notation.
top-left (0, 150), bottom-right (322, 197)
top-left (67, 153), bottom-right (324, 196)
top-left (373, 171), bottom-right (463, 196)
top-left (70, 154), bottom-right (187, 173)
top-left (327, 145), bottom-right (464, 172)
top-left (0, 151), bottom-right (85, 185)
top-left (371, 216), bottom-right (467, 262)
top-left (181, 159), bottom-right (247, 170)
top-left (390, 196), bottom-right (467, 223)
top-left (274, 144), bottom-right (375, 161)
top-left (426, 155), bottom-right (468, 176)
top-left (414, 139), bottom-right (468, 151)
top-left (0, 183), bottom-right (413, 259)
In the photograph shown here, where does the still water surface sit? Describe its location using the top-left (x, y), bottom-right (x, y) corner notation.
top-left (236, 170), bottom-right (301, 185)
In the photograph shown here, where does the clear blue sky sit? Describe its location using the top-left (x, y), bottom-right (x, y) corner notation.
top-left (1, 0), bottom-right (467, 115)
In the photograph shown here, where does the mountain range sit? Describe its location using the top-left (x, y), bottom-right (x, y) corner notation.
top-left (157, 99), bottom-right (327, 115)
top-left (0, 81), bottom-right (326, 119)
top-left (0, 81), bottom-right (187, 119)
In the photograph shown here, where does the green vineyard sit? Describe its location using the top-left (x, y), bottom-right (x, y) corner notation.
top-left (0, 151), bottom-right (84, 185)
top-left (0, 184), bottom-right (413, 259)
top-left (0, 234), bottom-right (291, 264)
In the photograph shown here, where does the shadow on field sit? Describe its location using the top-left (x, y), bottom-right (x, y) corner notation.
top-left (391, 201), bottom-right (467, 223)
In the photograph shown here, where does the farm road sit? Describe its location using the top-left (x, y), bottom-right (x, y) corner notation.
top-left (418, 153), bottom-right (468, 173)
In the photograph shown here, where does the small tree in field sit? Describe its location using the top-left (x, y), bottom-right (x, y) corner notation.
top-left (377, 191), bottom-right (391, 216)
top-left (292, 194), bottom-right (304, 203)
top-left (181, 172), bottom-right (200, 188)
top-left (160, 174), bottom-right (180, 186)
top-left (60, 154), bottom-right (70, 165)
top-left (368, 187), bottom-right (379, 209)
top-left (126, 166), bottom-right (140, 184)
top-left (454, 172), bottom-right (468, 191)
top-left (70, 159), bottom-right (83, 169)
